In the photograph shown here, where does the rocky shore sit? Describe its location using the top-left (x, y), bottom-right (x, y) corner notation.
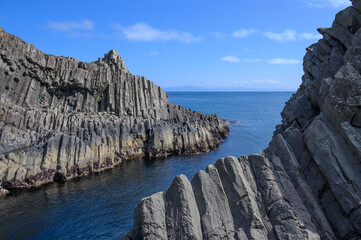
top-left (123, 2), bottom-right (361, 240)
top-left (0, 30), bottom-right (229, 195)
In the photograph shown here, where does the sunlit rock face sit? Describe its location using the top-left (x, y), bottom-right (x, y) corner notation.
top-left (124, 2), bottom-right (361, 240)
top-left (0, 28), bottom-right (229, 194)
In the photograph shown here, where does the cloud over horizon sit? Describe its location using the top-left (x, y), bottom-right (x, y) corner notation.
top-left (268, 58), bottom-right (300, 64)
top-left (243, 58), bottom-right (264, 63)
top-left (264, 29), bottom-right (321, 42)
top-left (220, 57), bottom-right (301, 65)
top-left (47, 19), bottom-right (94, 32)
top-left (303, 0), bottom-right (351, 8)
top-left (232, 79), bottom-right (285, 86)
top-left (264, 29), bottom-right (297, 42)
top-left (300, 32), bottom-right (322, 40)
top-left (221, 56), bottom-right (241, 62)
top-left (112, 22), bottom-right (201, 43)
top-left (233, 28), bottom-right (256, 38)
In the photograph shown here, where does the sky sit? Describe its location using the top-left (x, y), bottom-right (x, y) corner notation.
top-left (0, 0), bottom-right (352, 91)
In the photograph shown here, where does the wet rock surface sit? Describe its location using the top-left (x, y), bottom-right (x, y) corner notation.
top-left (124, 2), bottom-right (361, 239)
top-left (0, 29), bottom-right (229, 194)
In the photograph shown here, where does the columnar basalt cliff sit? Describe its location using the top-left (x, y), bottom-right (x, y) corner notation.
top-left (0, 29), bottom-right (229, 195)
top-left (124, 2), bottom-right (361, 240)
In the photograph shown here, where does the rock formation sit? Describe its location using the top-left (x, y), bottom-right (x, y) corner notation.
top-left (0, 29), bottom-right (229, 196)
top-left (123, 2), bottom-right (361, 239)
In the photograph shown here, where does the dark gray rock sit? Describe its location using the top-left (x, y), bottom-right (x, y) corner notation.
top-left (353, 0), bottom-right (361, 13)
top-left (124, 3), bottom-right (361, 240)
top-left (0, 29), bottom-right (229, 194)
top-left (215, 156), bottom-right (270, 240)
top-left (191, 167), bottom-right (235, 239)
top-left (125, 192), bottom-right (167, 240)
top-left (165, 175), bottom-right (202, 240)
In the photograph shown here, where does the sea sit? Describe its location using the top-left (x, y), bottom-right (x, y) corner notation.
top-left (0, 92), bottom-right (293, 239)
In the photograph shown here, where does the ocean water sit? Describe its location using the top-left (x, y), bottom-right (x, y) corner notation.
top-left (0, 92), bottom-right (293, 239)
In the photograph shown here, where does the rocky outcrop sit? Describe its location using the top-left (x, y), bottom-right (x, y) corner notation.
top-left (0, 29), bottom-right (228, 195)
top-left (124, 2), bottom-right (361, 239)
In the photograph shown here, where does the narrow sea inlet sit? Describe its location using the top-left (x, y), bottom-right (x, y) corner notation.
top-left (0, 92), bottom-right (292, 239)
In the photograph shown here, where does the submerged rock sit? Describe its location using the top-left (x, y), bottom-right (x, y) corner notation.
top-left (0, 29), bottom-right (229, 193)
top-left (124, 2), bottom-right (361, 239)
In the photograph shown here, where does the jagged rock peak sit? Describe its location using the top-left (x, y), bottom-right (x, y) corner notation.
top-left (0, 28), bottom-right (229, 196)
top-left (102, 49), bottom-right (128, 72)
top-left (104, 49), bottom-right (121, 63)
top-left (123, 3), bottom-right (361, 240)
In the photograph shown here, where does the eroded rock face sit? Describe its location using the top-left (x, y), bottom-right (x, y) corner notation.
top-left (0, 29), bottom-right (229, 195)
top-left (124, 2), bottom-right (361, 239)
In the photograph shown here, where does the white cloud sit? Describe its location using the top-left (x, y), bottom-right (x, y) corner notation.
top-left (268, 58), bottom-right (300, 64)
top-left (252, 79), bottom-right (282, 85)
top-left (112, 22), bottom-right (200, 43)
top-left (243, 58), bottom-right (264, 63)
top-left (264, 29), bottom-right (297, 42)
top-left (240, 47), bottom-right (252, 52)
top-left (232, 79), bottom-right (284, 86)
top-left (149, 51), bottom-right (160, 55)
top-left (47, 19), bottom-right (94, 32)
top-left (212, 32), bottom-right (227, 39)
top-left (303, 0), bottom-right (351, 8)
top-left (216, 28), bottom-right (321, 42)
top-left (221, 56), bottom-right (241, 62)
top-left (264, 29), bottom-right (322, 42)
top-left (300, 32), bottom-right (322, 40)
top-left (221, 56), bottom-right (299, 64)
top-left (193, 79), bottom-right (291, 90)
top-left (233, 28), bottom-right (256, 38)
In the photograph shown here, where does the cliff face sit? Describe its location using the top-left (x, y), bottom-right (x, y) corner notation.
top-left (0, 29), bottom-right (228, 194)
top-left (123, 3), bottom-right (361, 240)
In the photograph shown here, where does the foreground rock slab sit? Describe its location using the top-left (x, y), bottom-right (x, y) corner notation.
top-left (124, 2), bottom-right (361, 239)
top-left (0, 29), bottom-right (229, 194)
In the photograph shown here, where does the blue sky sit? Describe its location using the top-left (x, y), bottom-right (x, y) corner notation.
top-left (0, 0), bottom-right (352, 91)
